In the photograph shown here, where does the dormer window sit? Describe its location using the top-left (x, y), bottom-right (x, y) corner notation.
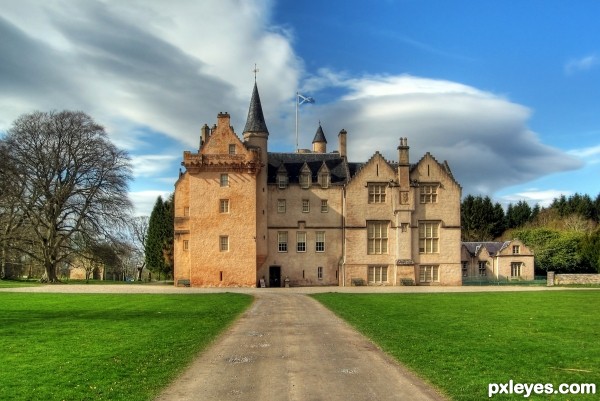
top-left (299, 163), bottom-right (313, 189)
top-left (318, 172), bottom-right (330, 188)
top-left (317, 162), bottom-right (330, 189)
top-left (277, 174), bottom-right (288, 189)
top-left (300, 173), bottom-right (310, 188)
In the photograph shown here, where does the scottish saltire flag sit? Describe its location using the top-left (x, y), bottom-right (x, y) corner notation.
top-left (297, 93), bottom-right (315, 105)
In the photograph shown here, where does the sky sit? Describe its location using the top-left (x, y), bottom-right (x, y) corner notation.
top-left (1, 0), bottom-right (599, 216)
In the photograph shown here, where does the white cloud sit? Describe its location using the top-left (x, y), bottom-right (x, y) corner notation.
top-left (568, 144), bottom-right (600, 161)
top-left (565, 54), bottom-right (600, 75)
top-left (128, 190), bottom-right (172, 217)
top-left (130, 154), bottom-right (179, 178)
top-left (500, 189), bottom-right (572, 208)
top-left (301, 72), bottom-right (583, 197)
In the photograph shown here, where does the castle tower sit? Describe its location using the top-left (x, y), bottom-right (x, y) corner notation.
top-left (312, 123), bottom-right (327, 153)
top-left (242, 82), bottom-right (269, 274)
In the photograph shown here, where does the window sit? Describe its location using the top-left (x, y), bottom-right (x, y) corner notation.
top-left (277, 174), bottom-right (288, 189)
top-left (219, 236), bottom-right (229, 252)
top-left (278, 232), bottom-right (288, 252)
top-left (302, 199), bottom-right (310, 213)
top-left (367, 221), bottom-right (388, 254)
top-left (315, 231), bottom-right (325, 252)
top-left (319, 173), bottom-right (330, 188)
top-left (461, 261), bottom-right (468, 277)
top-left (228, 144), bottom-right (236, 155)
top-left (420, 185), bottom-right (438, 203)
top-left (368, 266), bottom-right (388, 284)
top-left (183, 207), bottom-right (190, 216)
top-left (511, 262), bottom-right (522, 277)
top-left (419, 222), bottom-right (439, 253)
top-left (296, 232), bottom-right (306, 252)
top-left (478, 261), bottom-right (486, 277)
top-left (220, 174), bottom-right (229, 187)
top-left (321, 199), bottom-right (328, 213)
top-left (512, 245), bottom-right (520, 254)
top-left (419, 265), bottom-right (439, 283)
top-left (219, 199), bottom-right (229, 213)
top-left (277, 199), bottom-right (286, 213)
top-left (300, 173), bottom-right (311, 189)
top-left (317, 266), bottom-right (323, 280)
top-left (183, 240), bottom-right (189, 250)
top-left (368, 184), bottom-right (386, 203)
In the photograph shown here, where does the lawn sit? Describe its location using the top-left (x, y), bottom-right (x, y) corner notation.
top-left (312, 291), bottom-right (600, 401)
top-left (0, 293), bottom-right (252, 401)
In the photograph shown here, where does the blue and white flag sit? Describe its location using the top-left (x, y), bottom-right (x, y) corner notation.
top-left (297, 93), bottom-right (315, 105)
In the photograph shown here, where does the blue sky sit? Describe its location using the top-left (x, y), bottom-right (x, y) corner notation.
top-left (1, 0), bottom-right (599, 215)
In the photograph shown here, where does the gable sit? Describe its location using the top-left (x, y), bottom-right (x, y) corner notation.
top-left (411, 152), bottom-right (461, 190)
top-left (346, 151), bottom-right (396, 188)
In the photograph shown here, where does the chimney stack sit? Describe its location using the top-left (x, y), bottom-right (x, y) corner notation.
top-left (338, 129), bottom-right (347, 158)
top-left (200, 124), bottom-right (210, 149)
top-left (398, 137), bottom-right (410, 189)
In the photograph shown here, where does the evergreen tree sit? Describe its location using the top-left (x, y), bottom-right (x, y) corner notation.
top-left (161, 193), bottom-right (175, 279)
top-left (506, 200), bottom-right (532, 229)
top-left (461, 195), bottom-right (504, 241)
top-left (145, 196), bottom-right (166, 279)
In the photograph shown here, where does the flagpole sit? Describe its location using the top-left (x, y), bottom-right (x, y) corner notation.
top-left (295, 91), bottom-right (299, 153)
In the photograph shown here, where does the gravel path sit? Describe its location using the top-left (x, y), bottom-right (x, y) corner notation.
top-left (154, 291), bottom-right (447, 401)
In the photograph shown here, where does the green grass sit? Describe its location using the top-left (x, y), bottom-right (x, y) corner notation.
top-left (0, 293), bottom-right (252, 401)
top-left (312, 291), bottom-right (600, 401)
top-left (0, 278), bottom-right (40, 288)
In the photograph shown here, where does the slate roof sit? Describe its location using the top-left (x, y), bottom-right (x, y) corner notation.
top-left (463, 241), bottom-right (510, 256)
top-left (268, 152), bottom-right (349, 184)
top-left (312, 124), bottom-right (327, 143)
top-left (243, 82), bottom-right (269, 134)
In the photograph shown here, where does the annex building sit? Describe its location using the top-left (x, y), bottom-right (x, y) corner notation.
top-left (173, 83), bottom-right (463, 287)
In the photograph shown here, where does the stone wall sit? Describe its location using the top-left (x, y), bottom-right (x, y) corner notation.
top-left (552, 273), bottom-right (600, 285)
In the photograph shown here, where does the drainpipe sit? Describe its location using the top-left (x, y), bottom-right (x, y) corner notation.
top-left (342, 186), bottom-right (347, 286)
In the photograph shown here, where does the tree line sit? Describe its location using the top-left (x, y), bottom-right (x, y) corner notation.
top-left (0, 111), bottom-right (151, 282)
top-left (461, 193), bottom-right (600, 274)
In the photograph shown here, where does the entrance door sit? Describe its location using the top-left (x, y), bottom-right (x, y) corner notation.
top-left (269, 266), bottom-right (281, 287)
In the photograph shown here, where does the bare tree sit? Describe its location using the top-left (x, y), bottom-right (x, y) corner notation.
top-left (2, 110), bottom-right (132, 282)
top-left (128, 216), bottom-right (149, 281)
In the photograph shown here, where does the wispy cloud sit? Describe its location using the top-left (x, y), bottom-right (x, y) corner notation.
top-left (501, 189), bottom-right (573, 207)
top-left (565, 53), bottom-right (600, 75)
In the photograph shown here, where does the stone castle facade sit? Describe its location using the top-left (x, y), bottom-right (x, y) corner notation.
top-left (173, 83), bottom-right (463, 287)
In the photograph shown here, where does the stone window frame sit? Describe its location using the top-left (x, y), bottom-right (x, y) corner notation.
top-left (320, 199), bottom-right (328, 213)
top-left (219, 199), bottom-right (230, 213)
top-left (512, 245), bottom-right (520, 254)
top-left (368, 183), bottom-right (387, 204)
top-left (302, 199), bottom-right (310, 213)
top-left (419, 265), bottom-right (439, 283)
top-left (183, 240), bottom-right (189, 251)
top-left (367, 221), bottom-right (388, 254)
top-left (419, 221), bottom-right (439, 253)
top-left (296, 231), bottom-right (307, 253)
top-left (315, 231), bottom-right (325, 252)
top-left (299, 173), bottom-right (311, 189)
top-left (277, 231), bottom-right (288, 253)
top-left (461, 261), bottom-right (468, 277)
top-left (368, 265), bottom-right (388, 284)
top-left (420, 184), bottom-right (438, 203)
top-left (219, 236), bottom-right (229, 252)
top-left (317, 266), bottom-right (323, 280)
top-left (220, 173), bottom-right (229, 187)
top-left (277, 199), bottom-right (286, 213)
top-left (277, 174), bottom-right (288, 189)
top-left (478, 261), bottom-right (486, 276)
top-left (511, 262), bottom-right (523, 277)
top-left (318, 172), bottom-right (330, 189)
top-left (228, 144), bottom-right (236, 155)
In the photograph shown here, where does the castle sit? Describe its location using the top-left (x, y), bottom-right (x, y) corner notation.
top-left (173, 83), bottom-right (463, 287)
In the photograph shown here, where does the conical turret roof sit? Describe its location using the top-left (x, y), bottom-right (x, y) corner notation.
top-left (243, 82), bottom-right (269, 135)
top-left (312, 123), bottom-right (327, 143)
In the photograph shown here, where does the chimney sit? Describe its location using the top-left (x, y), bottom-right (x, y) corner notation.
top-left (398, 137), bottom-right (410, 189)
top-left (338, 129), bottom-right (347, 158)
top-left (200, 124), bottom-right (210, 149)
top-left (217, 112), bottom-right (230, 128)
